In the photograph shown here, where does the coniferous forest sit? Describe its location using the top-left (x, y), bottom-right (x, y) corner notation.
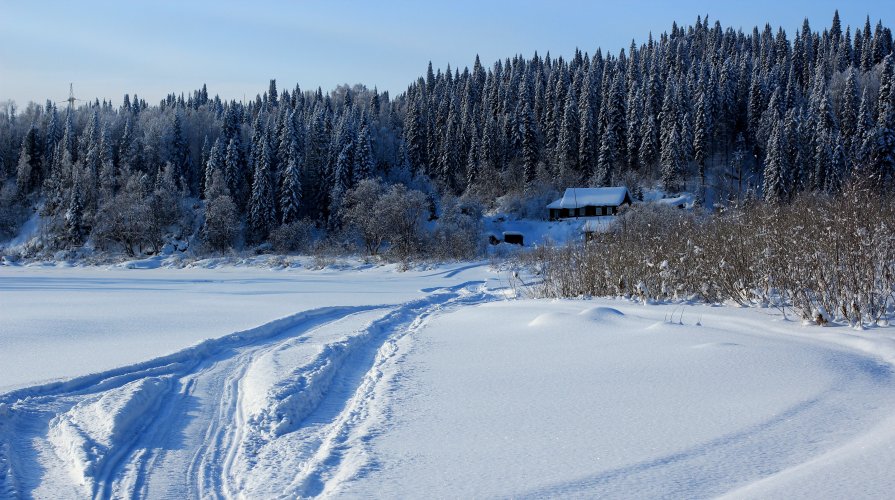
top-left (1, 12), bottom-right (894, 259)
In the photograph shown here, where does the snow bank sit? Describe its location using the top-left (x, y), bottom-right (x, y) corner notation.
top-left (48, 377), bottom-right (171, 492)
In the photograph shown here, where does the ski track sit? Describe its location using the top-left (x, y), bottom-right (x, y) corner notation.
top-left (0, 280), bottom-right (492, 499)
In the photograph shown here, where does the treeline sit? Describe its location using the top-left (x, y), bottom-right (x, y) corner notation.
top-left (525, 185), bottom-right (895, 327)
top-left (0, 12), bottom-right (894, 256)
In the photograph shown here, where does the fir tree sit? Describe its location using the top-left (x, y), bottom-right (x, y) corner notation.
top-left (268, 79), bottom-right (278, 107)
top-left (555, 90), bottom-right (579, 182)
top-left (661, 122), bottom-right (684, 192)
top-left (279, 144), bottom-right (303, 225)
top-left (225, 138), bottom-right (244, 208)
top-left (693, 87), bottom-right (710, 200)
top-left (204, 138), bottom-right (225, 199)
top-left (594, 126), bottom-right (616, 186)
top-left (868, 82), bottom-right (895, 187)
top-left (763, 119), bottom-right (788, 203)
top-left (65, 177), bottom-right (86, 247)
top-left (15, 125), bottom-right (41, 195)
top-left (520, 102), bottom-right (539, 185)
top-left (249, 140), bottom-right (276, 242)
top-left (328, 142), bottom-right (353, 227)
top-left (170, 113), bottom-right (189, 191)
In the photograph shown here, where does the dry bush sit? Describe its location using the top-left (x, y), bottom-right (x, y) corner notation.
top-left (529, 187), bottom-right (895, 327)
top-left (269, 218), bottom-right (315, 253)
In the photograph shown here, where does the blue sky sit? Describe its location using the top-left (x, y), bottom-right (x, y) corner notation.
top-left (1, 1), bottom-right (892, 107)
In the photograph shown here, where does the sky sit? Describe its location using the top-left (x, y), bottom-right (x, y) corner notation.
top-left (1, 0), bottom-right (893, 107)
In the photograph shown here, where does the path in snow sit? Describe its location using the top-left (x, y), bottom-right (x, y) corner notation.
top-left (0, 263), bottom-right (493, 392)
top-left (0, 280), bottom-right (494, 498)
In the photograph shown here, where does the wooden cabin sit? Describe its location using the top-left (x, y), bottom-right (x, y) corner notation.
top-left (502, 231), bottom-right (524, 246)
top-left (547, 187), bottom-right (633, 220)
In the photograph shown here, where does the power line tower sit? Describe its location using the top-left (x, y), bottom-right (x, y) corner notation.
top-left (57, 83), bottom-right (81, 110)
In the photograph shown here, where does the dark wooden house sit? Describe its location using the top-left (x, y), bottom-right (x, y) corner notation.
top-left (547, 187), bottom-right (632, 220)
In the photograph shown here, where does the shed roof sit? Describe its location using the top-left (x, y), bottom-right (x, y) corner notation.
top-left (546, 187), bottom-right (631, 210)
top-left (655, 193), bottom-right (693, 208)
top-left (581, 218), bottom-right (614, 233)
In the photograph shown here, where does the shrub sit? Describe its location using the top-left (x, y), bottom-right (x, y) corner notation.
top-left (527, 187), bottom-right (895, 326)
top-left (269, 218), bottom-right (315, 253)
top-left (429, 195), bottom-right (485, 260)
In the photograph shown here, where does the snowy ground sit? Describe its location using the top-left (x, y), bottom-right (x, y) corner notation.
top-left (2, 263), bottom-right (895, 498)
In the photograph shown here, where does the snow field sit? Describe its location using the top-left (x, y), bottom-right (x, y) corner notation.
top-left (0, 268), bottom-right (496, 498)
top-left (2, 264), bottom-right (895, 497)
top-left (0, 262), bottom-right (492, 392)
top-left (342, 299), bottom-right (895, 498)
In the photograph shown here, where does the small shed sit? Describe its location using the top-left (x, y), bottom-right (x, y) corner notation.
top-left (547, 187), bottom-right (633, 220)
top-left (502, 231), bottom-right (524, 246)
top-left (655, 193), bottom-right (693, 209)
top-left (581, 219), bottom-right (612, 242)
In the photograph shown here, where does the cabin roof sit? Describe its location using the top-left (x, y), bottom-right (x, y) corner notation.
top-left (546, 187), bottom-right (631, 210)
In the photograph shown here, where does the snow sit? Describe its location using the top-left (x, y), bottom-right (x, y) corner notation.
top-left (485, 217), bottom-right (589, 246)
top-left (0, 261), bottom-right (493, 392)
top-left (581, 216), bottom-right (616, 233)
top-left (546, 187), bottom-right (630, 209)
top-left (655, 192), bottom-right (694, 208)
top-left (2, 264), bottom-right (895, 497)
top-left (48, 377), bottom-right (172, 494)
top-left (340, 299), bottom-right (895, 498)
top-left (0, 211), bottom-right (39, 252)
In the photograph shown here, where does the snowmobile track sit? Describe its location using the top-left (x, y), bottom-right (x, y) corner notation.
top-left (0, 280), bottom-right (493, 499)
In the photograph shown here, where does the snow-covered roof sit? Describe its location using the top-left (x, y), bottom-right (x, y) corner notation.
top-left (581, 218), bottom-right (614, 233)
top-left (655, 193), bottom-right (694, 208)
top-left (546, 187), bottom-right (631, 209)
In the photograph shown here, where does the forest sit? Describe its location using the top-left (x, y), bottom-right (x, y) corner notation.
top-left (0, 11), bottom-right (893, 261)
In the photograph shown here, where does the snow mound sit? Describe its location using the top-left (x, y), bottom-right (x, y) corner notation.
top-left (118, 256), bottom-right (164, 269)
top-left (578, 306), bottom-right (625, 321)
top-left (692, 342), bottom-right (741, 349)
top-left (529, 307), bottom-right (625, 327)
top-left (48, 377), bottom-right (171, 491)
top-left (527, 312), bottom-right (567, 327)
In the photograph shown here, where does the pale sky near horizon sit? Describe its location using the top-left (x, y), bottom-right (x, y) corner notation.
top-left (1, 1), bottom-right (892, 108)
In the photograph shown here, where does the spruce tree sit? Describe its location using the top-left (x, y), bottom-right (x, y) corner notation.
top-left (594, 126), bottom-right (616, 186)
top-left (98, 123), bottom-right (116, 201)
top-left (249, 140), bottom-right (276, 242)
top-left (521, 102), bottom-right (539, 185)
top-left (65, 177), bottom-right (86, 247)
top-left (170, 113), bottom-right (188, 189)
top-left (328, 142), bottom-right (353, 227)
top-left (660, 122), bottom-right (683, 192)
top-left (555, 90), bottom-right (579, 182)
top-left (868, 82), bottom-right (895, 187)
top-left (763, 119), bottom-right (788, 203)
top-left (693, 87), bottom-right (710, 200)
top-left (225, 138), bottom-right (244, 208)
top-left (204, 138), bottom-right (225, 199)
top-left (279, 143), bottom-right (303, 225)
top-left (15, 125), bottom-right (41, 195)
